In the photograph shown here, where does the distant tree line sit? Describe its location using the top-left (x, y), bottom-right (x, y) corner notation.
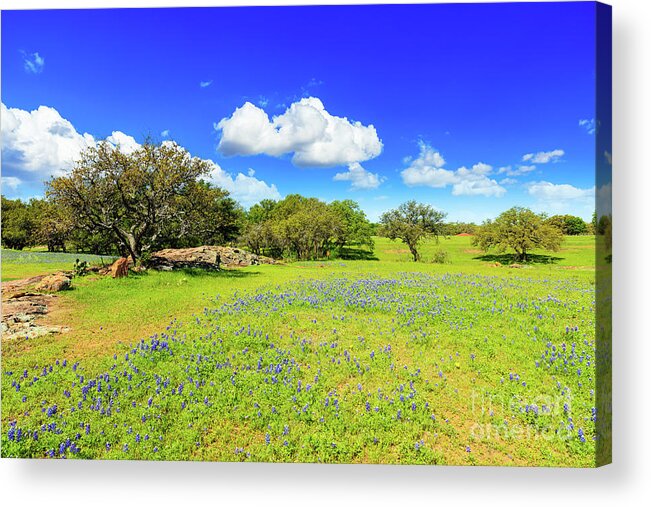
top-left (1, 140), bottom-right (602, 263)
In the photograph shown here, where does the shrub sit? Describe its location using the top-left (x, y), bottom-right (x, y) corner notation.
top-left (431, 250), bottom-right (450, 264)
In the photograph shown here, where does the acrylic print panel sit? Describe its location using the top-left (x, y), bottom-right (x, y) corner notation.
top-left (1, 2), bottom-right (611, 467)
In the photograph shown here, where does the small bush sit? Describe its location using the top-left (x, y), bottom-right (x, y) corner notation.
top-left (73, 258), bottom-right (88, 277)
top-left (431, 250), bottom-right (450, 264)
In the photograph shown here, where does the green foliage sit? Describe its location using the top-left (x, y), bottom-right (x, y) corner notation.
top-left (546, 214), bottom-right (588, 235)
top-left (328, 199), bottom-right (375, 252)
top-left (240, 195), bottom-right (375, 260)
top-left (441, 221), bottom-right (477, 237)
top-left (601, 215), bottom-right (612, 251)
top-left (46, 140), bottom-right (221, 262)
top-left (430, 249), bottom-right (450, 264)
top-left (378, 200), bottom-right (446, 261)
top-left (154, 180), bottom-right (244, 249)
top-left (1, 196), bottom-right (34, 250)
top-left (473, 207), bottom-right (563, 262)
top-left (73, 258), bottom-right (89, 277)
top-left (597, 214), bottom-right (611, 236)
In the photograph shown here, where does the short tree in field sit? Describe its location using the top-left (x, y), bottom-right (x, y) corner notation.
top-left (379, 200), bottom-right (446, 261)
top-left (473, 206), bottom-right (563, 262)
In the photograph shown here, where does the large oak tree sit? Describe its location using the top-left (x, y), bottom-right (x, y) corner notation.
top-left (47, 140), bottom-right (229, 262)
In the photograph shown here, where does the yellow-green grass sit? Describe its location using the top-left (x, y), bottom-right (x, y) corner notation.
top-left (1, 236), bottom-right (600, 466)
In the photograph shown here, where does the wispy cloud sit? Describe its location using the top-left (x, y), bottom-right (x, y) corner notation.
top-left (497, 165), bottom-right (536, 177)
top-left (579, 118), bottom-right (598, 135)
top-left (522, 149), bottom-right (564, 164)
top-left (2, 176), bottom-right (22, 191)
top-left (199, 80), bottom-right (213, 88)
top-left (21, 51), bottom-right (45, 74)
top-left (161, 130), bottom-right (170, 138)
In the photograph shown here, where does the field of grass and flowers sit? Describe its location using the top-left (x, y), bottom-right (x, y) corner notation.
top-left (1, 236), bottom-right (599, 465)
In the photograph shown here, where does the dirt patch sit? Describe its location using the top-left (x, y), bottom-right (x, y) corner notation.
top-left (385, 249), bottom-right (410, 254)
top-left (463, 249), bottom-right (483, 254)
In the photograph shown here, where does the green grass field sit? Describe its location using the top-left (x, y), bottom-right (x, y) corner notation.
top-left (1, 249), bottom-right (117, 281)
top-left (1, 236), bottom-right (599, 465)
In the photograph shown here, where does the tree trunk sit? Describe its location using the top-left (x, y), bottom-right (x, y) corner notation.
top-left (114, 228), bottom-right (141, 264)
top-left (408, 242), bottom-right (420, 262)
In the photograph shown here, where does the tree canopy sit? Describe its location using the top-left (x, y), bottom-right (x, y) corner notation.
top-left (545, 214), bottom-right (588, 235)
top-left (239, 195), bottom-right (375, 260)
top-left (378, 200), bottom-right (446, 261)
top-left (473, 206), bottom-right (563, 262)
top-left (46, 140), bottom-right (238, 262)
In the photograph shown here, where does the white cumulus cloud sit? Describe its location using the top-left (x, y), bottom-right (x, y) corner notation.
top-left (522, 149), bottom-right (564, 164)
top-left (206, 163), bottom-right (281, 208)
top-left (527, 181), bottom-right (594, 201)
top-left (333, 162), bottom-right (385, 190)
top-left (526, 180), bottom-right (595, 216)
top-left (106, 131), bottom-right (140, 154)
top-left (216, 97), bottom-right (383, 168)
top-left (1, 103), bottom-right (96, 177)
top-left (400, 143), bottom-right (505, 197)
top-left (452, 163), bottom-right (506, 197)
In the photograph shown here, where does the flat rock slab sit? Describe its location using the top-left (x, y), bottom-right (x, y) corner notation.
top-left (2, 274), bottom-right (48, 293)
top-left (150, 246), bottom-right (278, 270)
top-left (1, 291), bottom-right (68, 341)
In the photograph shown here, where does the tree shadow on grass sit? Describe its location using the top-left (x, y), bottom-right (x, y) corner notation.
top-left (335, 247), bottom-right (379, 261)
top-left (177, 267), bottom-right (261, 278)
top-left (130, 267), bottom-right (261, 279)
top-left (473, 253), bottom-right (564, 265)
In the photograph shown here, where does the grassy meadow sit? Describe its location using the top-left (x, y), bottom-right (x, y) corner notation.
top-left (1, 236), bottom-right (599, 466)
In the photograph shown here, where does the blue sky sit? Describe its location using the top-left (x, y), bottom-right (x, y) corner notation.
top-left (1, 3), bottom-right (603, 221)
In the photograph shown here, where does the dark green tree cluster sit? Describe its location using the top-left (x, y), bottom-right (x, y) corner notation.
top-left (545, 214), bottom-right (589, 235)
top-left (1, 196), bottom-right (73, 251)
top-left (239, 195), bottom-right (374, 260)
